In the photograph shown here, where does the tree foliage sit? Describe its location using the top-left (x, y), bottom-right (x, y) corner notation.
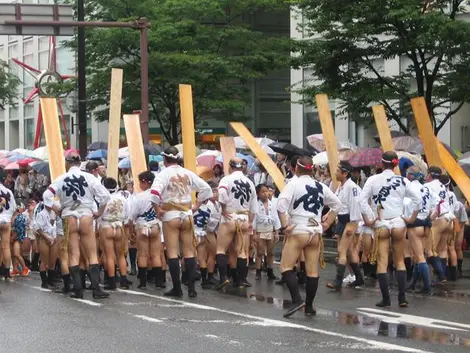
top-left (0, 59), bottom-right (21, 110)
top-left (292, 0), bottom-right (470, 134)
top-left (74, 0), bottom-right (290, 144)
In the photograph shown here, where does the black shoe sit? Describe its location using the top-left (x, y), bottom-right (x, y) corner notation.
top-left (104, 276), bottom-right (117, 290)
top-left (207, 277), bottom-right (218, 285)
top-left (130, 270), bottom-right (137, 276)
top-left (275, 278), bottom-right (285, 286)
top-left (347, 280), bottom-right (364, 289)
top-left (70, 290), bottom-right (84, 299)
top-left (155, 280), bottom-right (166, 289)
top-left (255, 270), bottom-right (261, 281)
top-left (399, 300), bottom-right (409, 308)
top-left (243, 280), bottom-right (252, 287)
top-left (137, 284), bottom-right (147, 289)
top-left (120, 276), bottom-right (130, 290)
top-left (376, 299), bottom-right (391, 307)
top-left (54, 286), bottom-right (69, 294)
top-left (267, 269), bottom-right (278, 280)
top-left (326, 280), bottom-right (342, 290)
top-left (283, 302), bottom-right (305, 318)
top-left (201, 280), bottom-right (213, 289)
top-left (93, 287), bottom-right (110, 299)
top-left (188, 289), bottom-right (197, 298)
top-left (41, 283), bottom-right (49, 289)
top-left (305, 306), bottom-right (317, 317)
top-left (164, 288), bottom-right (183, 297)
top-left (297, 272), bottom-right (306, 285)
top-left (416, 288), bottom-right (431, 295)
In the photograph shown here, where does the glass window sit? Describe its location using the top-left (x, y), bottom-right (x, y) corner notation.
top-left (24, 118), bottom-right (35, 150)
top-left (9, 106), bottom-right (19, 120)
top-left (39, 50), bottom-right (49, 71)
top-left (8, 43), bottom-right (18, 59)
top-left (23, 39), bottom-right (34, 55)
top-left (39, 37), bottom-right (49, 52)
top-left (0, 122), bottom-right (5, 149)
top-left (24, 103), bottom-right (35, 118)
top-left (0, 109), bottom-right (4, 122)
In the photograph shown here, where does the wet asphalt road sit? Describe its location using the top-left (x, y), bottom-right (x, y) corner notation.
top-left (1, 264), bottom-right (470, 353)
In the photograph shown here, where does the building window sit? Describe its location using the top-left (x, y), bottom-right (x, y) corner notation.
top-left (9, 106), bottom-right (19, 120)
top-left (0, 122), bottom-right (4, 149)
top-left (24, 103), bottom-right (35, 118)
top-left (24, 118), bottom-right (36, 150)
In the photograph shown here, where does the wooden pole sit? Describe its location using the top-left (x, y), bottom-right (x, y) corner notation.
top-left (219, 137), bottom-right (236, 176)
top-left (410, 97), bottom-right (442, 169)
top-left (372, 105), bottom-right (399, 174)
top-left (123, 114), bottom-right (147, 193)
top-left (230, 122), bottom-right (285, 192)
top-left (178, 84), bottom-right (197, 174)
top-left (40, 98), bottom-right (66, 181)
top-left (106, 68), bottom-right (123, 180)
top-left (315, 94), bottom-right (339, 189)
top-left (437, 143), bottom-right (470, 202)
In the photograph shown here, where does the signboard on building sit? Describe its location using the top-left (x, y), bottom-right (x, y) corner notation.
top-left (0, 4), bottom-right (73, 36)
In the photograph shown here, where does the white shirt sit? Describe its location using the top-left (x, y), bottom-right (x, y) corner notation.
top-left (359, 169), bottom-right (421, 220)
top-left (403, 180), bottom-right (439, 220)
top-left (454, 201), bottom-right (468, 223)
top-left (253, 198), bottom-right (281, 232)
top-left (43, 166), bottom-right (111, 217)
top-left (448, 191), bottom-right (457, 215)
top-left (218, 171), bottom-right (258, 215)
top-left (33, 208), bottom-right (56, 237)
top-left (129, 189), bottom-right (158, 226)
top-left (151, 165), bottom-right (212, 204)
top-left (0, 183), bottom-right (16, 224)
top-left (334, 178), bottom-right (362, 222)
top-left (206, 200), bottom-right (221, 232)
top-left (285, 175), bottom-right (298, 184)
top-left (277, 175), bottom-right (342, 224)
top-left (101, 192), bottom-right (129, 224)
top-left (193, 202), bottom-right (212, 235)
top-left (424, 179), bottom-right (450, 216)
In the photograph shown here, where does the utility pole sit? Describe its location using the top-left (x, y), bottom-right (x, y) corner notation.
top-left (77, 0), bottom-right (87, 158)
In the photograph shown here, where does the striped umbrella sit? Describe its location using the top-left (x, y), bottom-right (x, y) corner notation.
top-left (349, 148), bottom-right (383, 167)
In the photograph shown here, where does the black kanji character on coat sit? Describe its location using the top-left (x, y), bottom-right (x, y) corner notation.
top-left (232, 180), bottom-right (251, 206)
top-left (62, 175), bottom-right (89, 201)
top-left (373, 176), bottom-right (405, 205)
top-left (293, 182), bottom-right (324, 215)
top-left (0, 190), bottom-right (11, 214)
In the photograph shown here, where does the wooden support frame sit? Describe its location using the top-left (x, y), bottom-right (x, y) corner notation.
top-left (372, 104), bottom-right (399, 175)
top-left (179, 84), bottom-right (197, 174)
top-left (40, 98), bottom-right (65, 181)
top-left (230, 122), bottom-right (285, 192)
top-left (123, 114), bottom-right (147, 193)
top-left (315, 94), bottom-right (339, 189)
top-left (106, 68), bottom-right (124, 180)
top-left (219, 137), bottom-right (236, 176)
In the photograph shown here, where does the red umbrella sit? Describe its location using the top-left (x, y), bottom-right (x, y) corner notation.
top-left (4, 162), bottom-right (20, 170)
top-left (349, 148), bottom-right (383, 167)
top-left (65, 149), bottom-right (79, 157)
top-left (18, 158), bottom-right (36, 167)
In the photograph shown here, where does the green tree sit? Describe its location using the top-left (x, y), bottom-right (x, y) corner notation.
top-left (292, 0), bottom-right (470, 134)
top-left (76, 0), bottom-right (290, 144)
top-left (0, 59), bottom-right (21, 110)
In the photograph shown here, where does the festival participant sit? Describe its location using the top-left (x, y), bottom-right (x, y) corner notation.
top-left (453, 199), bottom-right (468, 278)
top-left (129, 171), bottom-right (162, 289)
top-left (151, 146), bottom-right (212, 298)
top-left (42, 152), bottom-right (111, 299)
top-left (214, 157), bottom-right (257, 295)
top-left (424, 167), bottom-right (450, 283)
top-left (34, 201), bottom-right (60, 288)
top-left (277, 156), bottom-right (341, 318)
top-left (359, 151), bottom-right (421, 308)
top-left (99, 177), bottom-right (130, 290)
top-left (326, 161), bottom-right (364, 290)
top-left (203, 181), bottom-right (220, 288)
top-left (404, 166), bottom-right (438, 294)
top-left (0, 170), bottom-right (16, 281)
top-left (254, 183), bottom-right (281, 281)
top-left (440, 175), bottom-right (458, 280)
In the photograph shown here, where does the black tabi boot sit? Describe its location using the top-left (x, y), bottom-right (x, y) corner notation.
top-left (235, 258), bottom-right (248, 296)
top-left (428, 256), bottom-right (446, 283)
top-left (200, 268), bottom-right (211, 289)
top-left (54, 274), bottom-right (71, 294)
top-left (305, 277), bottom-right (319, 316)
top-left (70, 266), bottom-right (83, 299)
top-left (407, 265), bottom-right (419, 292)
top-left (348, 263), bottom-right (365, 288)
top-left (396, 270), bottom-right (408, 307)
top-left (154, 267), bottom-right (166, 289)
top-left (40, 271), bottom-right (49, 289)
top-left (47, 270), bottom-right (56, 287)
top-left (165, 258), bottom-right (183, 297)
top-left (457, 259), bottom-right (463, 278)
top-left (440, 258), bottom-right (448, 281)
top-left (120, 275), bottom-right (130, 289)
top-left (129, 248), bottom-right (137, 275)
top-left (214, 254), bottom-right (230, 290)
top-left (138, 267), bottom-right (147, 289)
top-left (89, 264), bottom-right (109, 299)
top-left (255, 269), bottom-right (262, 280)
top-left (267, 268), bottom-right (278, 280)
top-left (185, 257), bottom-right (198, 298)
top-left (404, 257), bottom-right (413, 282)
top-left (104, 275), bottom-right (117, 290)
top-left (297, 262), bottom-right (306, 285)
top-left (448, 266), bottom-right (457, 281)
top-left (181, 270), bottom-right (189, 286)
top-left (376, 273), bottom-right (391, 307)
top-left (31, 253), bottom-right (40, 272)
top-left (327, 264), bottom-right (346, 290)
top-left (79, 269), bottom-right (87, 291)
top-left (282, 270), bottom-right (305, 318)
top-left (207, 272), bottom-right (218, 286)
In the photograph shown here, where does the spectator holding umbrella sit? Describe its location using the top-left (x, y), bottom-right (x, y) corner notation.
top-left (15, 166), bottom-right (31, 204)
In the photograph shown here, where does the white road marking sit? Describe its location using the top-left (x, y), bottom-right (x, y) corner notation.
top-left (31, 286), bottom-right (51, 292)
top-left (116, 289), bottom-right (432, 353)
top-left (205, 334), bottom-right (218, 339)
top-left (72, 298), bottom-right (103, 307)
top-left (357, 308), bottom-right (470, 332)
top-left (133, 314), bottom-right (163, 323)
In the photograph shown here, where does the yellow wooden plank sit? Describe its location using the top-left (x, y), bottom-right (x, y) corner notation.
top-left (106, 68), bottom-right (123, 181)
top-left (219, 137), bottom-right (236, 176)
top-left (437, 142), bottom-right (470, 202)
top-left (315, 94), bottom-right (339, 189)
top-left (230, 122), bottom-right (285, 192)
top-left (372, 105), bottom-right (399, 175)
top-left (123, 114), bottom-right (147, 193)
top-left (179, 84), bottom-right (197, 174)
top-left (40, 98), bottom-right (65, 181)
top-left (410, 97), bottom-right (442, 169)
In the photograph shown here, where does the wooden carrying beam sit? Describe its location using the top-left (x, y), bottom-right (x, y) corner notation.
top-left (372, 105), bottom-right (399, 175)
top-left (106, 68), bottom-right (124, 181)
top-left (315, 94), bottom-right (339, 189)
top-left (179, 84), bottom-right (197, 174)
top-left (123, 114), bottom-right (147, 193)
top-left (410, 97), bottom-right (442, 169)
top-left (230, 122), bottom-right (285, 192)
top-left (219, 137), bottom-right (236, 176)
top-left (437, 143), bottom-right (470, 202)
top-left (40, 98), bottom-right (66, 181)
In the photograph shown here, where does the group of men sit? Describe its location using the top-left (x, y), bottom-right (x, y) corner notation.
top-left (0, 147), bottom-right (466, 319)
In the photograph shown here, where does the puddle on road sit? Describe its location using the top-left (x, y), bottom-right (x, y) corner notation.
top-left (246, 293), bottom-right (470, 347)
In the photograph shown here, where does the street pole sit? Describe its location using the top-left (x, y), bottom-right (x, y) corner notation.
top-left (77, 0), bottom-right (87, 158)
top-left (139, 18), bottom-right (150, 144)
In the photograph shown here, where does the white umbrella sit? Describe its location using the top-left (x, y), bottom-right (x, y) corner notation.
top-left (312, 151), bottom-right (328, 165)
top-left (10, 148), bottom-right (36, 158)
top-left (119, 147), bottom-right (129, 159)
top-left (234, 137), bottom-right (276, 155)
top-left (33, 146), bottom-right (48, 160)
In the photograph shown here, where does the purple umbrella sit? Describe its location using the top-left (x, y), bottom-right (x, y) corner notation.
top-left (349, 148), bottom-right (383, 167)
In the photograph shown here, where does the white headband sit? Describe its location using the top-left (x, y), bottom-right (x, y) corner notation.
top-left (161, 152), bottom-right (180, 159)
